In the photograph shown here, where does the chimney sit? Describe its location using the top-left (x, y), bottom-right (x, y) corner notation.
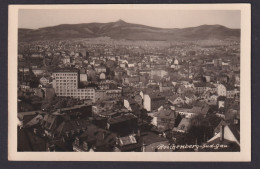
top-left (142, 141), bottom-right (146, 152)
top-left (116, 137), bottom-right (119, 145)
top-left (66, 131), bottom-right (70, 138)
top-left (220, 125), bottom-right (225, 142)
top-left (102, 132), bottom-right (106, 140)
top-left (137, 129), bottom-right (140, 137)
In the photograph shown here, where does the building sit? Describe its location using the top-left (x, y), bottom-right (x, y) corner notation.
top-left (151, 69), bottom-right (168, 79)
top-left (39, 76), bottom-right (51, 86)
top-left (124, 98), bottom-right (136, 111)
top-left (204, 124), bottom-right (240, 151)
top-left (159, 81), bottom-right (173, 92)
top-left (41, 114), bottom-right (64, 138)
top-left (194, 82), bottom-right (216, 94)
top-left (62, 56), bottom-right (71, 64)
top-left (73, 124), bottom-right (116, 152)
top-left (105, 88), bottom-right (122, 99)
top-left (52, 69), bottom-right (95, 101)
top-left (226, 88), bottom-right (239, 99)
top-left (141, 132), bottom-right (170, 152)
top-left (41, 87), bottom-right (55, 100)
top-left (95, 66), bottom-right (106, 74)
top-left (127, 62), bottom-right (136, 68)
top-left (174, 118), bottom-right (192, 133)
top-left (54, 119), bottom-right (90, 138)
top-left (143, 92), bottom-right (166, 112)
top-left (18, 128), bottom-right (47, 151)
top-left (95, 90), bottom-right (107, 102)
top-left (168, 95), bottom-right (185, 106)
top-left (32, 68), bottom-right (45, 77)
top-left (18, 67), bottom-right (30, 73)
top-left (215, 84), bottom-right (227, 96)
top-left (184, 93), bottom-right (197, 104)
top-left (177, 105), bottom-right (209, 119)
top-left (99, 72), bottom-right (106, 80)
top-left (31, 53), bottom-right (43, 58)
top-left (79, 69), bottom-right (88, 82)
top-left (153, 109), bottom-right (177, 131)
top-left (114, 134), bottom-right (142, 152)
top-left (123, 76), bottom-right (140, 86)
top-left (107, 113), bottom-right (138, 136)
top-left (57, 104), bottom-right (92, 119)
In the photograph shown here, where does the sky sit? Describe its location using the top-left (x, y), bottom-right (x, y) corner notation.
top-left (18, 9), bottom-right (241, 29)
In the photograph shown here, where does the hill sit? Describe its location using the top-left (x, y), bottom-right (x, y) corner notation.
top-left (18, 20), bottom-right (240, 42)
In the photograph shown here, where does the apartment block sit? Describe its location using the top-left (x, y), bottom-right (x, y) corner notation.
top-left (52, 69), bottom-right (95, 101)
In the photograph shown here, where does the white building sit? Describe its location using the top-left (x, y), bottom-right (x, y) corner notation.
top-left (143, 94), bottom-right (152, 112)
top-left (151, 69), bottom-right (168, 78)
top-left (62, 56), bottom-right (70, 64)
top-left (143, 93), bottom-right (165, 112)
top-left (52, 69), bottom-right (95, 101)
top-left (226, 89), bottom-right (239, 98)
top-left (39, 77), bottom-right (50, 86)
top-left (100, 72), bottom-right (106, 80)
top-left (215, 84), bottom-right (227, 96)
top-left (80, 73), bottom-right (88, 82)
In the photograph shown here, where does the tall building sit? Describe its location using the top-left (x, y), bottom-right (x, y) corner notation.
top-left (52, 69), bottom-right (95, 101)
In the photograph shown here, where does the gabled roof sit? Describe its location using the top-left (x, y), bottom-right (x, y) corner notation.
top-left (53, 68), bottom-right (79, 73)
top-left (177, 105), bottom-right (209, 116)
top-left (228, 124), bottom-right (240, 142)
top-left (168, 95), bottom-right (184, 103)
top-left (140, 132), bottom-right (168, 145)
top-left (184, 93), bottom-right (197, 99)
top-left (118, 135), bottom-right (137, 146)
top-left (114, 67), bottom-right (125, 72)
top-left (42, 114), bottom-right (59, 130)
top-left (116, 135), bottom-right (142, 151)
top-left (40, 76), bottom-right (51, 80)
top-left (214, 120), bottom-right (229, 134)
top-left (55, 119), bottom-right (90, 137)
top-left (18, 111), bottom-right (43, 121)
top-left (130, 104), bottom-right (142, 115)
top-left (177, 118), bottom-right (191, 132)
top-left (148, 92), bottom-right (166, 100)
top-left (207, 124), bottom-right (240, 145)
top-left (107, 113), bottom-right (137, 125)
top-left (24, 114), bottom-right (44, 128)
top-left (78, 124), bottom-right (117, 151)
top-left (194, 82), bottom-right (216, 88)
top-left (95, 66), bottom-right (106, 69)
top-left (154, 109), bottom-right (176, 119)
top-left (18, 128), bottom-right (47, 151)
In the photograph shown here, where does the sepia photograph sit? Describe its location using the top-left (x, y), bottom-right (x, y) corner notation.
top-left (8, 4), bottom-right (251, 161)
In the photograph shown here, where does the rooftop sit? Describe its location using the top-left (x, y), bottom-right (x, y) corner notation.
top-left (108, 113), bottom-right (137, 125)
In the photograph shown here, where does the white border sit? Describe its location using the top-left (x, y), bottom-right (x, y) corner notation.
top-left (8, 4), bottom-right (251, 161)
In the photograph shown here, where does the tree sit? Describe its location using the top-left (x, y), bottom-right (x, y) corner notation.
top-left (207, 113), bottom-right (222, 129)
top-left (189, 114), bottom-right (213, 144)
top-left (140, 109), bottom-right (152, 124)
top-left (29, 76), bottom-right (40, 88)
top-left (67, 98), bottom-right (80, 107)
top-left (41, 98), bottom-right (54, 111)
top-left (53, 99), bottom-right (67, 110)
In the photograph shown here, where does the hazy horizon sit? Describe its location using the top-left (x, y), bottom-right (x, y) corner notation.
top-left (18, 9), bottom-right (241, 29)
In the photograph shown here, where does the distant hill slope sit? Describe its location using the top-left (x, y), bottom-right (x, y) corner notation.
top-left (18, 20), bottom-right (240, 42)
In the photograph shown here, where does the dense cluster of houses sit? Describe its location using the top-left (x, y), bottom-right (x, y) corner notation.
top-left (17, 39), bottom-right (240, 152)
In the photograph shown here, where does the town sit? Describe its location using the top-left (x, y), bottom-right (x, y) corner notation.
top-left (17, 37), bottom-right (240, 152)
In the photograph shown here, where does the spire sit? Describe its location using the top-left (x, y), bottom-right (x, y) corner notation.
top-left (116, 19), bottom-right (126, 23)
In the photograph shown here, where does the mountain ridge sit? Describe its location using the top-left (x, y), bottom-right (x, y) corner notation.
top-left (18, 20), bottom-right (240, 42)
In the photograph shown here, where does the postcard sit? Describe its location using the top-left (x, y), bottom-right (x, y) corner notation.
top-left (8, 4), bottom-right (251, 161)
